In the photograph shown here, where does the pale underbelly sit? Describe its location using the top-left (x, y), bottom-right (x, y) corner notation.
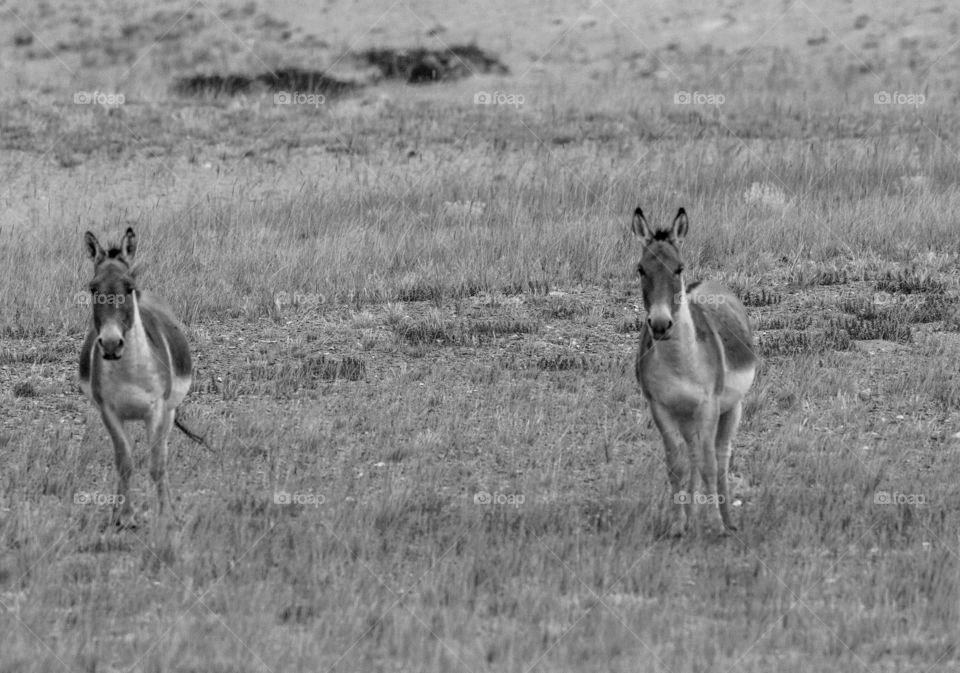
top-left (87, 358), bottom-right (180, 420)
top-left (640, 365), bottom-right (756, 415)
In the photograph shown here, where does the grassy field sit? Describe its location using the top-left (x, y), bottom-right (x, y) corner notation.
top-left (2, 0), bottom-right (960, 670)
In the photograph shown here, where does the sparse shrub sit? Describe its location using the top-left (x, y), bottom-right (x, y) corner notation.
top-left (757, 327), bottom-right (852, 357)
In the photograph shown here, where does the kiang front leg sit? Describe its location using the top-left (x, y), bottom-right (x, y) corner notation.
top-left (101, 407), bottom-right (136, 527)
top-left (649, 401), bottom-right (691, 537)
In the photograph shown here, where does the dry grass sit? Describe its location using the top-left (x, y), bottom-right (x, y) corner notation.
top-left (2, 0), bottom-right (960, 671)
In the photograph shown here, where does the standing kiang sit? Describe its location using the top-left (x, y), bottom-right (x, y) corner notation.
top-left (79, 228), bottom-right (197, 527)
top-left (631, 207), bottom-right (757, 537)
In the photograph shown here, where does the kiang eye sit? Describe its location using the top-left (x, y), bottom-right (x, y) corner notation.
top-left (675, 265), bottom-right (684, 275)
top-left (636, 265), bottom-right (646, 277)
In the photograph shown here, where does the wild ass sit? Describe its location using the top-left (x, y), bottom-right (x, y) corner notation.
top-left (631, 207), bottom-right (757, 536)
top-left (79, 228), bottom-right (196, 526)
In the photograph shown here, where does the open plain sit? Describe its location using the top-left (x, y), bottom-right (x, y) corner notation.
top-left (2, 0), bottom-right (960, 670)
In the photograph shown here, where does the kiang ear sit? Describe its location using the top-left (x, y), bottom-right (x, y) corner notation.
top-left (84, 231), bottom-right (105, 265)
top-left (120, 227), bottom-right (137, 262)
top-left (630, 206), bottom-right (652, 241)
top-left (671, 208), bottom-right (689, 242)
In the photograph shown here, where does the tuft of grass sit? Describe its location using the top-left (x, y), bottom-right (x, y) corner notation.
top-left (536, 354), bottom-right (591, 371)
top-left (875, 268), bottom-right (946, 295)
top-left (789, 264), bottom-right (851, 287)
top-left (757, 314), bottom-right (814, 331)
top-left (538, 295), bottom-right (591, 319)
top-left (927, 370), bottom-right (960, 411)
top-left (302, 355), bottom-right (367, 381)
top-left (465, 317), bottom-right (539, 338)
top-left (13, 380), bottom-right (38, 397)
top-left (393, 312), bottom-right (458, 345)
top-left (617, 316), bottom-right (644, 333)
top-left (831, 315), bottom-right (912, 343)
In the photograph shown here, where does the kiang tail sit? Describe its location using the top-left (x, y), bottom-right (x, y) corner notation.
top-left (174, 410), bottom-right (206, 446)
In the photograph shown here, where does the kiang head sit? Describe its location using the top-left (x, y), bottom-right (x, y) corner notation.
top-left (83, 227), bottom-right (138, 360)
top-left (630, 207), bottom-right (689, 341)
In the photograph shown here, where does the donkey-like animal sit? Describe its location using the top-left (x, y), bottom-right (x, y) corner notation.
top-left (632, 207), bottom-right (757, 536)
top-left (79, 228), bottom-right (193, 526)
